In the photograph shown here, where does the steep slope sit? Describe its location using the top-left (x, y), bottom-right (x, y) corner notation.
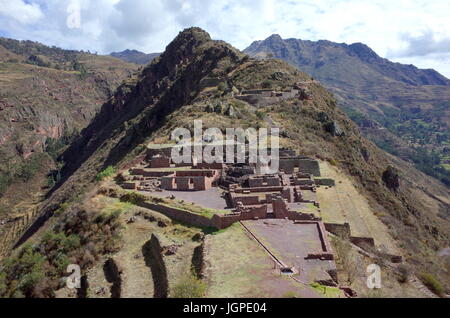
top-left (1, 28), bottom-right (448, 298)
top-left (0, 38), bottom-right (138, 217)
top-left (110, 49), bottom-right (160, 65)
top-left (244, 35), bottom-right (450, 186)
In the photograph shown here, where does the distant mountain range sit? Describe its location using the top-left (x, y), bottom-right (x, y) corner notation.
top-left (245, 34), bottom-right (450, 185)
top-left (1, 28), bottom-right (448, 298)
top-left (110, 49), bottom-right (160, 65)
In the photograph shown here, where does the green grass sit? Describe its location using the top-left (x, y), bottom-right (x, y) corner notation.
top-left (309, 282), bottom-right (342, 298)
top-left (101, 200), bottom-right (133, 215)
top-left (171, 275), bottom-right (206, 298)
top-left (96, 166), bottom-right (116, 181)
top-left (161, 201), bottom-right (228, 219)
top-left (419, 272), bottom-right (444, 296)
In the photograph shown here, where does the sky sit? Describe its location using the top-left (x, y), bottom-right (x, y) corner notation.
top-left (0, 0), bottom-right (449, 77)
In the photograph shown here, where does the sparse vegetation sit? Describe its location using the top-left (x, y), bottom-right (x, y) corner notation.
top-left (172, 275), bottom-right (206, 298)
top-left (309, 282), bottom-right (342, 298)
top-left (419, 272), bottom-right (444, 296)
top-left (0, 206), bottom-right (122, 298)
top-left (96, 166), bottom-right (116, 181)
top-left (120, 191), bottom-right (147, 205)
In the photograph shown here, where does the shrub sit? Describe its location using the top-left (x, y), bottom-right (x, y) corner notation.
top-left (217, 82), bottom-right (228, 92)
top-left (120, 192), bottom-right (147, 205)
top-left (282, 291), bottom-right (298, 298)
top-left (17, 158), bottom-right (42, 181)
top-left (18, 270), bottom-right (45, 294)
top-left (397, 265), bottom-right (410, 284)
top-left (255, 111), bottom-right (265, 120)
top-left (420, 272), bottom-right (444, 296)
top-left (172, 275), bottom-right (206, 298)
top-left (2, 244), bottom-right (48, 297)
top-left (53, 253), bottom-right (71, 274)
top-left (96, 166), bottom-right (116, 181)
top-left (328, 158), bottom-right (337, 166)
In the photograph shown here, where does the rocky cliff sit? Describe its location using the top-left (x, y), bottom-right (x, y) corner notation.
top-left (0, 38), bottom-right (138, 214)
top-left (2, 28), bottom-right (448, 297)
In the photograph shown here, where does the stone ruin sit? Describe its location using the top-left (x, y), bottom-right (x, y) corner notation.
top-left (235, 82), bottom-right (313, 108)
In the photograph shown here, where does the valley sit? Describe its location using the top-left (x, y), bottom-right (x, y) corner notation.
top-left (244, 35), bottom-right (450, 186)
top-left (0, 28), bottom-right (448, 299)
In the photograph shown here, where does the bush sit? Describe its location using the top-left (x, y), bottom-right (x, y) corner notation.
top-left (2, 244), bottom-right (48, 297)
top-left (420, 272), bottom-right (444, 296)
top-left (17, 158), bottom-right (41, 181)
top-left (54, 253), bottom-right (71, 274)
top-left (18, 270), bottom-right (45, 294)
top-left (96, 166), bottom-right (116, 181)
top-left (328, 158), bottom-right (338, 166)
top-left (120, 192), bottom-right (147, 205)
top-left (282, 291), bottom-right (298, 298)
top-left (397, 265), bottom-right (410, 284)
top-left (172, 275), bottom-right (206, 298)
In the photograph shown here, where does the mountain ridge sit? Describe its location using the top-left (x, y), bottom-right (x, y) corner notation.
top-left (110, 49), bottom-right (160, 65)
top-left (0, 37), bottom-right (138, 215)
top-left (246, 34), bottom-right (450, 86)
top-left (244, 34), bottom-right (450, 186)
top-left (0, 27), bottom-right (448, 298)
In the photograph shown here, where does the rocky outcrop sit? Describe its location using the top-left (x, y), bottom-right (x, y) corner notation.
top-left (382, 166), bottom-right (400, 191)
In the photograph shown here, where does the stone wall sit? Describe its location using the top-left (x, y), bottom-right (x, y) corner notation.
top-left (234, 186), bottom-right (284, 193)
top-left (150, 156), bottom-right (171, 168)
top-left (300, 159), bottom-right (321, 177)
top-left (130, 168), bottom-right (175, 178)
top-left (233, 195), bottom-right (261, 206)
top-left (146, 147), bottom-right (173, 159)
top-left (121, 182), bottom-right (137, 190)
top-left (294, 221), bottom-right (334, 260)
top-left (350, 236), bottom-right (376, 251)
top-left (139, 202), bottom-right (215, 228)
top-left (315, 178), bottom-right (336, 187)
top-left (324, 223), bottom-right (351, 238)
top-left (279, 158), bottom-right (321, 176)
top-left (325, 222), bottom-right (403, 261)
top-left (272, 197), bottom-right (290, 219)
top-left (160, 177), bottom-right (175, 190)
top-left (195, 162), bottom-right (225, 170)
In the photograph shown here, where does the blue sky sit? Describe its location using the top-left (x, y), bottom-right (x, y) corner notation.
top-left (1, 0), bottom-right (449, 77)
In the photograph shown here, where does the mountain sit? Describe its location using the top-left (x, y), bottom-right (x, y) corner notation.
top-left (244, 35), bottom-right (450, 186)
top-left (0, 28), bottom-right (448, 298)
top-left (110, 49), bottom-right (160, 65)
top-left (0, 37), bottom-right (139, 217)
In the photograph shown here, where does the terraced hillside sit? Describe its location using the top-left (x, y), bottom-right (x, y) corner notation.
top-left (0, 28), bottom-right (448, 298)
top-left (0, 38), bottom-right (138, 219)
top-left (244, 35), bottom-right (450, 186)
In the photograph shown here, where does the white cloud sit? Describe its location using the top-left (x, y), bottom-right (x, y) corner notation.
top-left (0, 0), bottom-right (43, 24)
top-left (0, 0), bottom-right (449, 77)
